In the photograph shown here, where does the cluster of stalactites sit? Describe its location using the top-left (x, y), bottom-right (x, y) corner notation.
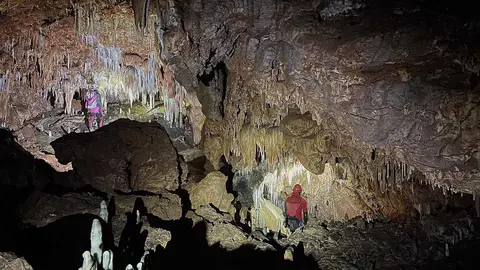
top-left (252, 160), bottom-right (309, 210)
top-left (1, 33), bottom-right (81, 116)
top-left (73, 0), bottom-right (188, 129)
top-left (74, 2), bottom-right (101, 37)
top-left (62, 73), bottom-right (87, 114)
top-left (96, 42), bottom-right (122, 72)
top-left (227, 125), bottom-right (286, 172)
top-left (81, 32), bottom-right (161, 108)
top-left (249, 158), bottom-right (313, 234)
top-left (373, 159), bottom-right (415, 194)
top-left (162, 80), bottom-right (185, 128)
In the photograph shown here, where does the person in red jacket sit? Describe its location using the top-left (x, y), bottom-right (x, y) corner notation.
top-left (285, 184), bottom-right (308, 231)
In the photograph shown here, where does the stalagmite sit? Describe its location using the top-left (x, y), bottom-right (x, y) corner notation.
top-left (90, 219), bottom-right (103, 264)
top-left (80, 251), bottom-right (94, 270)
top-left (125, 265), bottom-right (134, 270)
top-left (100, 200), bottom-right (108, 223)
top-left (102, 250), bottom-right (113, 270)
top-left (284, 247), bottom-right (294, 261)
top-left (445, 243), bottom-right (449, 257)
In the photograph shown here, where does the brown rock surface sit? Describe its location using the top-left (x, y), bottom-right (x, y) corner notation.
top-left (19, 191), bottom-right (103, 228)
top-left (51, 119), bottom-right (180, 194)
top-left (143, 224), bottom-right (172, 251)
top-left (0, 252), bottom-right (33, 270)
top-left (205, 222), bottom-right (248, 251)
top-left (115, 193), bottom-right (182, 221)
top-left (188, 171), bottom-right (234, 213)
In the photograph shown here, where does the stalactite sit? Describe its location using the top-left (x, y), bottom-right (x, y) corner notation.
top-left (132, 0), bottom-right (150, 35)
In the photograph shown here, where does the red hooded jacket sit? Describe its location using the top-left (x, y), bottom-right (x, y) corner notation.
top-left (285, 184), bottom-right (308, 221)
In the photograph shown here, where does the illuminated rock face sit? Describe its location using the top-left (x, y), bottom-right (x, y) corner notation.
top-left (189, 171), bottom-right (235, 213)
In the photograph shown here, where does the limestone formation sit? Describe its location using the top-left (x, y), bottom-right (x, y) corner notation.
top-left (188, 171), bottom-right (234, 213)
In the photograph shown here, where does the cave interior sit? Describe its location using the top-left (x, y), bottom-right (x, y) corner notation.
top-left (1, 0), bottom-right (480, 269)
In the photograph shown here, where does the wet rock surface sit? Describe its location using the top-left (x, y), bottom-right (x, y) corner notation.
top-left (51, 119), bottom-right (181, 194)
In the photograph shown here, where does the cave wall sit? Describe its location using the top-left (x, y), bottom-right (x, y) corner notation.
top-left (156, 0), bottom-right (480, 196)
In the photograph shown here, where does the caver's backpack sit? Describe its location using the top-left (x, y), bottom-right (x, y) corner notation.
top-left (85, 90), bottom-right (99, 110)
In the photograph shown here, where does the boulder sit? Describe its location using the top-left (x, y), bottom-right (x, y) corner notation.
top-left (19, 192), bottom-right (103, 227)
top-left (143, 224), bottom-right (172, 251)
top-left (114, 193), bottom-right (183, 221)
top-left (194, 205), bottom-right (234, 224)
top-left (0, 252), bottom-right (33, 270)
top-left (185, 210), bottom-right (204, 226)
top-left (52, 119), bottom-right (180, 194)
top-left (188, 171), bottom-right (234, 213)
top-left (205, 222), bottom-right (248, 251)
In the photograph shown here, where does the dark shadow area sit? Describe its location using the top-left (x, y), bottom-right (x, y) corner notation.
top-left (0, 129), bottom-right (53, 251)
top-left (196, 61), bottom-right (227, 120)
top-left (174, 188), bottom-right (192, 217)
top-left (186, 155), bottom-right (209, 183)
top-left (421, 237), bottom-right (480, 269)
top-left (0, 129), bottom-right (50, 188)
top-left (0, 185), bottom-right (32, 252)
top-left (219, 155), bottom-right (235, 196)
top-left (146, 213), bottom-right (319, 270)
top-left (116, 198), bottom-right (149, 269)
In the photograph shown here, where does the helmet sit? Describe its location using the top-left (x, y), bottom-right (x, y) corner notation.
top-left (292, 184), bottom-right (302, 195)
top-left (88, 84), bottom-right (98, 91)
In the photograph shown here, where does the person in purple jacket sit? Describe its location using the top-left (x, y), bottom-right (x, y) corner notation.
top-left (85, 84), bottom-right (104, 131)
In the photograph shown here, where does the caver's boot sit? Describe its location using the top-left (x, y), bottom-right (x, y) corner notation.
top-left (88, 116), bottom-right (94, 132)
